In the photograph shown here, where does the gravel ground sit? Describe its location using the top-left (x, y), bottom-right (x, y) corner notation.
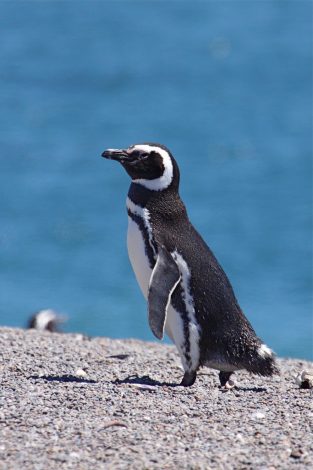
top-left (0, 327), bottom-right (312, 469)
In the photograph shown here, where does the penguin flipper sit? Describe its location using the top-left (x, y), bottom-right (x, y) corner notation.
top-left (148, 245), bottom-right (180, 340)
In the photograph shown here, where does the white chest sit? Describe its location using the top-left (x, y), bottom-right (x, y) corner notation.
top-left (126, 212), bottom-right (200, 371)
top-left (127, 216), bottom-right (153, 299)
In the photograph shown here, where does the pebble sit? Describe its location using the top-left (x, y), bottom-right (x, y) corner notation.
top-left (75, 369), bottom-right (87, 378)
top-left (251, 411), bottom-right (266, 420)
top-left (128, 383), bottom-right (157, 391)
top-left (102, 420), bottom-right (128, 429)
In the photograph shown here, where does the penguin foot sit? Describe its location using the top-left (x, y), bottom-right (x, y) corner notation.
top-left (219, 371), bottom-right (233, 388)
top-left (180, 371), bottom-right (197, 387)
top-left (221, 379), bottom-right (235, 391)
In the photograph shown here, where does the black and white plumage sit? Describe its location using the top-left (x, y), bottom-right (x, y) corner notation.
top-left (102, 143), bottom-right (278, 387)
top-left (28, 309), bottom-right (66, 333)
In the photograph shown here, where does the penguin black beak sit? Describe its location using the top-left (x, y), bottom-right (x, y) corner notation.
top-left (101, 148), bottom-right (130, 162)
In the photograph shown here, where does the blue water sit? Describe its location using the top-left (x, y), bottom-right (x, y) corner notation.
top-left (0, 1), bottom-right (312, 360)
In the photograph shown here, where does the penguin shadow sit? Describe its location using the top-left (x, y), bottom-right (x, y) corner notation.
top-left (114, 375), bottom-right (268, 391)
top-left (234, 386), bottom-right (267, 393)
top-left (29, 374), bottom-right (97, 384)
top-left (107, 354), bottom-right (130, 360)
top-left (113, 374), bottom-right (179, 388)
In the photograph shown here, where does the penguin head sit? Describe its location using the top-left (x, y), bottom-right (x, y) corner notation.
top-left (102, 143), bottom-right (179, 191)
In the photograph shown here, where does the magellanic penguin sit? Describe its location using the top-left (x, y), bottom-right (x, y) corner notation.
top-left (28, 309), bottom-right (66, 333)
top-left (102, 143), bottom-right (278, 387)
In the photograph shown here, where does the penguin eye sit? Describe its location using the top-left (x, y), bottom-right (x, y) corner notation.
top-left (139, 152), bottom-right (149, 160)
top-left (127, 150), bottom-right (149, 165)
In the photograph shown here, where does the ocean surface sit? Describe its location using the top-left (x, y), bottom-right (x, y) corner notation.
top-left (0, 1), bottom-right (312, 360)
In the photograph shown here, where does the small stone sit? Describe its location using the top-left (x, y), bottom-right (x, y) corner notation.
top-left (251, 411), bottom-right (265, 420)
top-left (290, 448), bottom-right (303, 459)
top-left (235, 433), bottom-right (245, 443)
top-left (102, 420), bottom-right (128, 429)
top-left (74, 334), bottom-right (84, 341)
top-left (75, 369), bottom-right (87, 378)
top-left (128, 383), bottom-right (157, 391)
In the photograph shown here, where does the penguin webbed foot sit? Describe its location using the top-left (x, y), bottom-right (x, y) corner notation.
top-left (180, 371), bottom-right (197, 387)
top-left (219, 371), bottom-right (235, 390)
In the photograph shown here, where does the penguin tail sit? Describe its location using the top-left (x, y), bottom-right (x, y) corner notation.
top-left (245, 343), bottom-right (279, 377)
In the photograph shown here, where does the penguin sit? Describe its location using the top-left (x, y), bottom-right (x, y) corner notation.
top-left (28, 309), bottom-right (66, 333)
top-left (102, 143), bottom-right (278, 387)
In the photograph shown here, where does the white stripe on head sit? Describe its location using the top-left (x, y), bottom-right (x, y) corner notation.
top-left (131, 144), bottom-right (173, 191)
